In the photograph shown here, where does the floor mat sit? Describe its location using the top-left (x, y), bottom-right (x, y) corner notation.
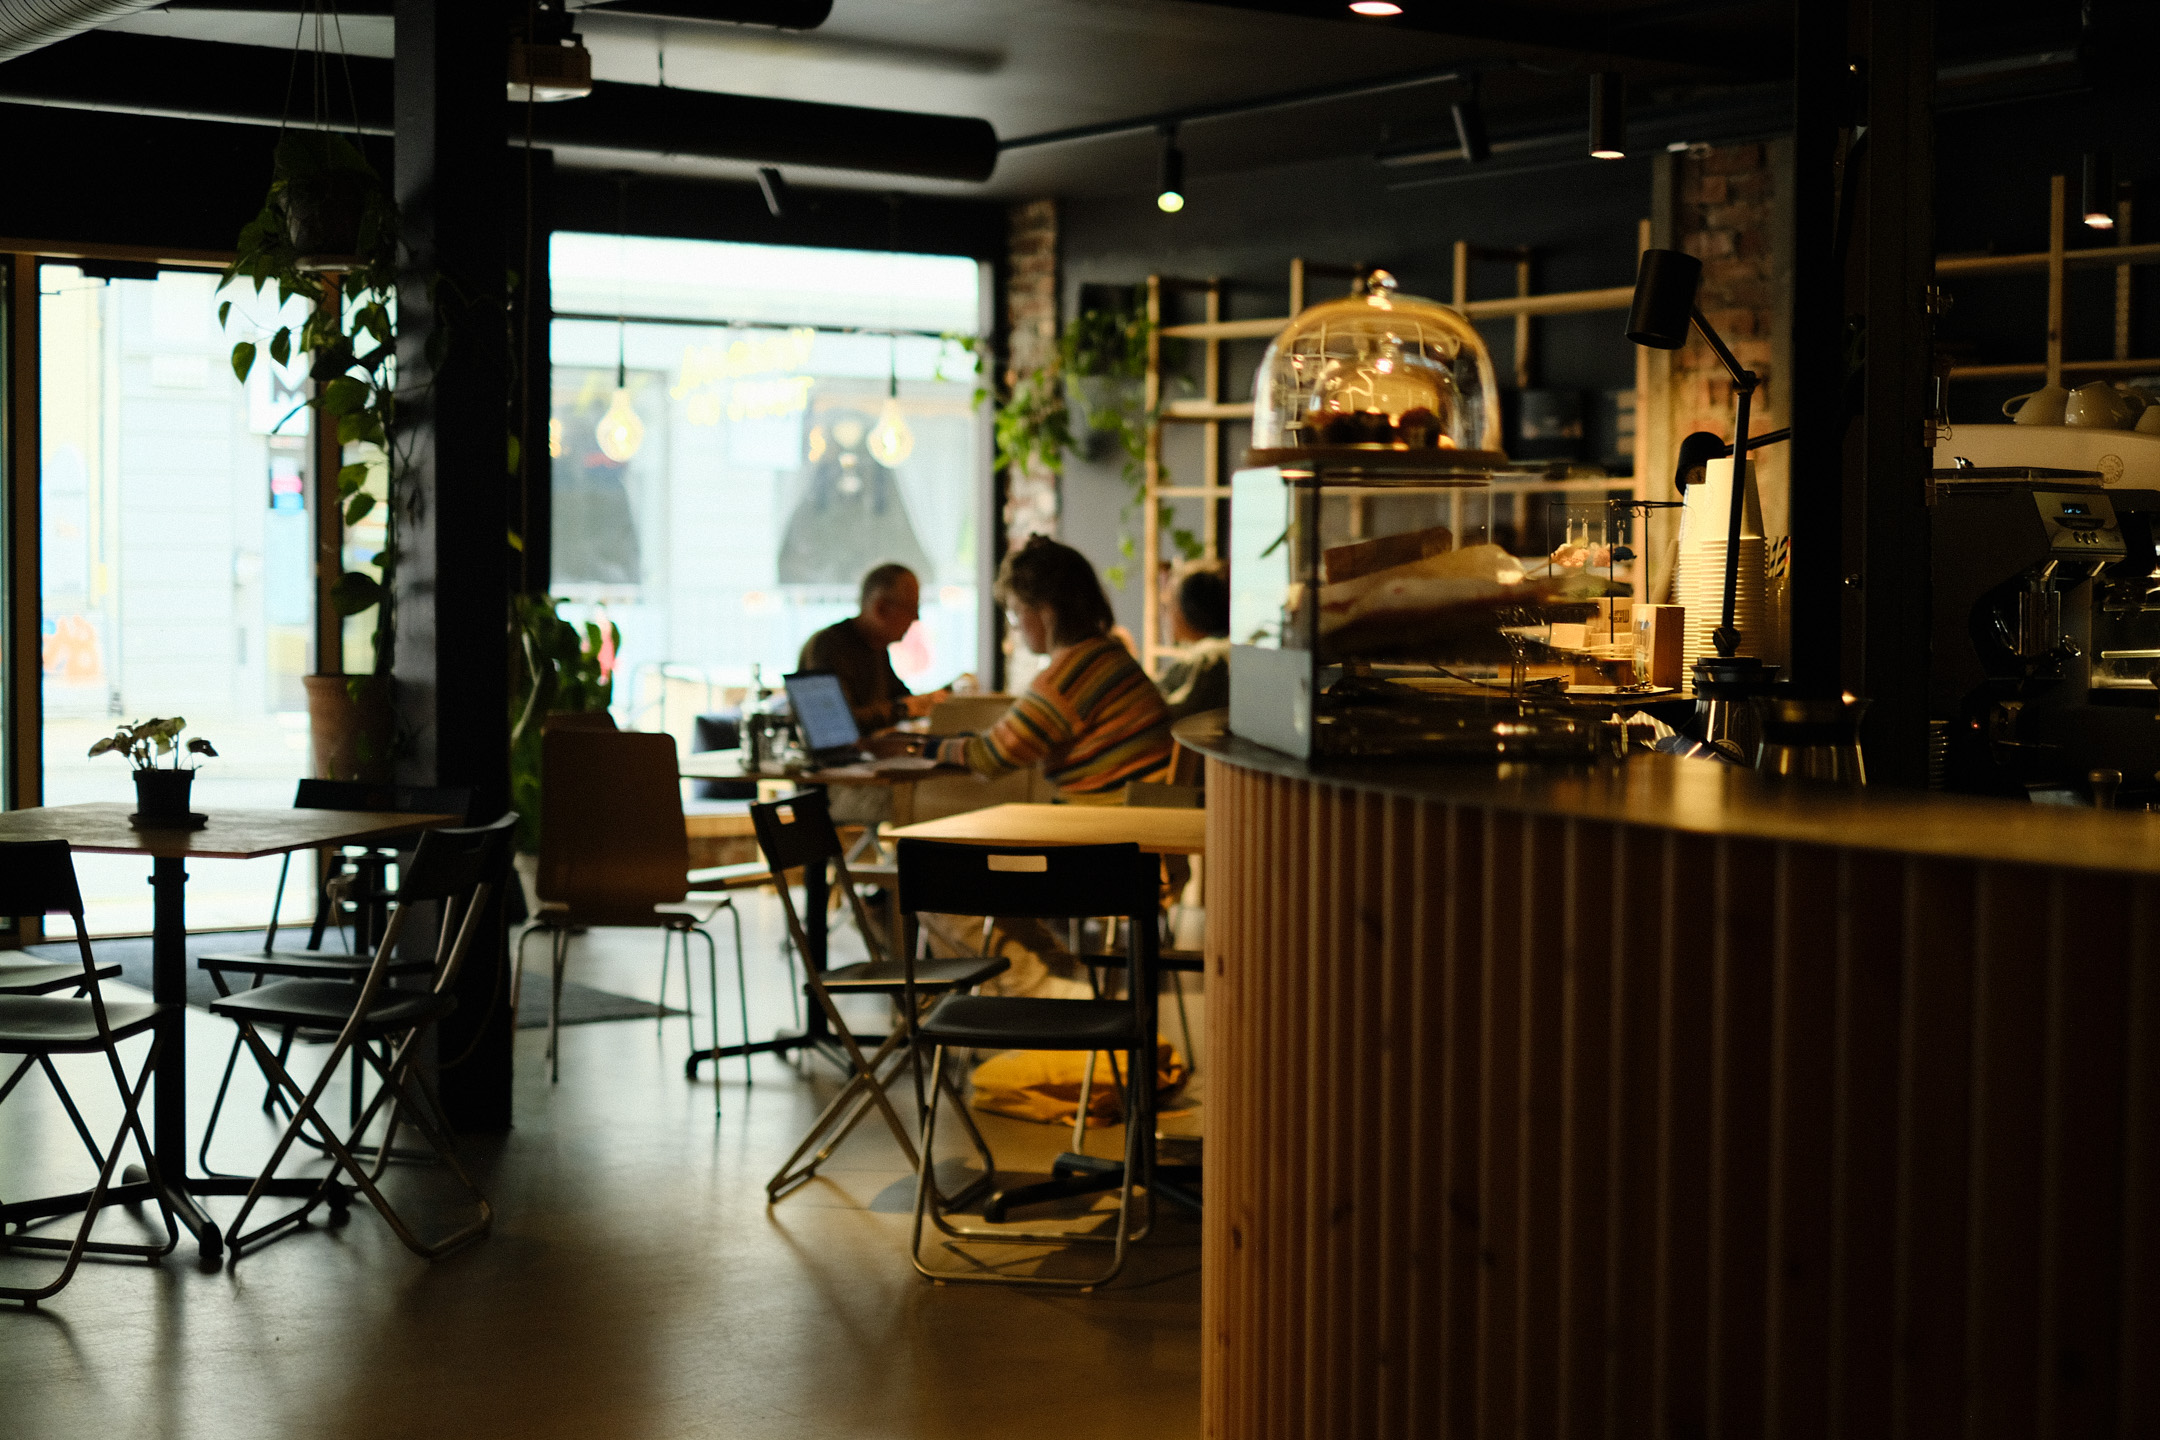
top-left (26, 934), bottom-right (683, 1029)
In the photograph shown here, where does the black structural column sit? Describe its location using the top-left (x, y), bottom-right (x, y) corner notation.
top-left (1853, 0), bottom-right (1937, 787)
top-left (1784, 4), bottom-right (1848, 695)
top-left (395, 0), bottom-right (514, 1128)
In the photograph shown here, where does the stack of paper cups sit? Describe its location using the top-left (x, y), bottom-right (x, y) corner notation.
top-left (1674, 457), bottom-right (1768, 679)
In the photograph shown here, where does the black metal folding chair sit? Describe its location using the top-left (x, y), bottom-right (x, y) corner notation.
top-left (194, 780), bottom-right (470, 1175)
top-left (0, 840), bottom-right (177, 1305)
top-left (898, 839), bottom-right (1162, 1290)
top-left (750, 791), bottom-right (1006, 1203)
top-left (209, 815), bottom-right (514, 1262)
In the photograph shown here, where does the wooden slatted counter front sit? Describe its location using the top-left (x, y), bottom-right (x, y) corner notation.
top-left (1176, 712), bottom-right (2158, 1439)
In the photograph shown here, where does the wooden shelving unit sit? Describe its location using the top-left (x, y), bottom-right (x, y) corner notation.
top-left (1941, 173), bottom-right (2160, 384)
top-left (1137, 226), bottom-right (1651, 676)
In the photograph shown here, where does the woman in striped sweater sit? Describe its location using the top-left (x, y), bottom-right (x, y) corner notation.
top-left (934, 535), bottom-right (1173, 800)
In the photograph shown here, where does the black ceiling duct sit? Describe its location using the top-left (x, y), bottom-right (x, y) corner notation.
top-left (527, 81), bottom-right (997, 183)
top-left (0, 0), bottom-right (165, 63)
top-left (157, 0), bottom-right (830, 21)
top-left (574, 0), bottom-right (831, 26)
top-left (0, 32), bottom-right (999, 182)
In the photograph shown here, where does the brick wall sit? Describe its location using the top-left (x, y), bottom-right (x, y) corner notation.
top-left (1643, 141), bottom-right (1792, 624)
top-left (1002, 199), bottom-right (1058, 688)
top-left (1672, 143), bottom-right (1783, 490)
top-left (1004, 199), bottom-right (1059, 548)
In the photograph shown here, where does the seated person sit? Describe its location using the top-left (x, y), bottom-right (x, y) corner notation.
top-left (1156, 562), bottom-right (1230, 722)
top-left (797, 563), bottom-right (947, 732)
top-left (932, 536), bottom-right (1172, 800)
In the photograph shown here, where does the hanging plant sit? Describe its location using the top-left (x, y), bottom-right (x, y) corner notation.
top-left (965, 303), bottom-right (1200, 590)
top-left (219, 129), bottom-right (424, 680)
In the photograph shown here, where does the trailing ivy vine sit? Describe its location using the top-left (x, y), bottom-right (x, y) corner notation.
top-left (219, 131), bottom-right (429, 678)
top-left (964, 299), bottom-right (1202, 590)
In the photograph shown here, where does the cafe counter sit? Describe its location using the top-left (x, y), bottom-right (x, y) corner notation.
top-left (1176, 710), bottom-right (2159, 1438)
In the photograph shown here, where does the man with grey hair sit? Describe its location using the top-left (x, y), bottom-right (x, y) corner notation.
top-left (796, 563), bottom-right (948, 731)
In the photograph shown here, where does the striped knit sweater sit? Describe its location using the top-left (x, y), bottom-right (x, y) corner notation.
top-left (943, 635), bottom-right (1173, 796)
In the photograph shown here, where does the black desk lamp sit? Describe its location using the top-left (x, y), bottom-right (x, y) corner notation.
top-left (1626, 250), bottom-right (1787, 721)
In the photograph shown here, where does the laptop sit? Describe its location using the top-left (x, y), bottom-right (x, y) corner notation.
top-left (782, 671), bottom-right (942, 773)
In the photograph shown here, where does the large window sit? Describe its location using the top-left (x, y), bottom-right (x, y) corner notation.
top-left (40, 264), bottom-right (313, 933)
top-left (549, 235), bottom-right (985, 737)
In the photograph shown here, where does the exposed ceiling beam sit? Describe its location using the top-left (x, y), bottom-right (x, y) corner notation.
top-left (1174, 0), bottom-right (1785, 77)
top-left (1001, 64), bottom-right (1464, 150)
top-left (0, 30), bottom-right (999, 180)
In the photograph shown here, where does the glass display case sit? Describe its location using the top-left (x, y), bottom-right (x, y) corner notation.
top-left (1228, 274), bottom-right (1628, 762)
top-left (1250, 270), bottom-right (1502, 459)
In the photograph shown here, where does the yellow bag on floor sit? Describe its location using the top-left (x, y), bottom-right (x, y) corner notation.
top-left (968, 1039), bottom-right (1187, 1128)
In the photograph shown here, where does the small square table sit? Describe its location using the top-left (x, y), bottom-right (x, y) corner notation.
top-left (886, 802), bottom-right (1205, 856)
top-left (0, 803), bottom-right (460, 1259)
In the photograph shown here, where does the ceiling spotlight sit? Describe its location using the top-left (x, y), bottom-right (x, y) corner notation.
top-left (1348, 1), bottom-right (1404, 14)
top-left (1589, 71), bottom-right (1626, 159)
top-left (1157, 127), bottom-right (1185, 214)
top-left (1451, 73), bottom-right (1489, 164)
top-left (757, 166), bottom-right (791, 219)
top-left (2083, 151), bottom-right (2116, 230)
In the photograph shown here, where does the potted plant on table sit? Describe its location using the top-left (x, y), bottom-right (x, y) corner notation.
top-left (89, 718), bottom-right (218, 827)
top-left (220, 130), bottom-right (411, 782)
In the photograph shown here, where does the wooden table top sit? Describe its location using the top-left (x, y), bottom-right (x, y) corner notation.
top-left (0, 804), bottom-right (461, 860)
top-left (887, 803), bottom-right (1205, 856)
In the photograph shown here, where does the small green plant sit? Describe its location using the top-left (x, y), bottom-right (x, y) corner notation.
top-left (508, 596), bottom-right (621, 851)
top-left (88, 719), bottom-right (218, 770)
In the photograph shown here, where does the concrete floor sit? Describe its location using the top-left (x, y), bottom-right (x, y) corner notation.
top-left (0, 895), bottom-right (1202, 1439)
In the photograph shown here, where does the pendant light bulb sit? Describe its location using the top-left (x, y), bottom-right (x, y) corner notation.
top-left (596, 387), bottom-right (644, 464)
top-left (2082, 151), bottom-right (2117, 230)
top-left (868, 333), bottom-right (914, 466)
top-left (868, 396), bottom-right (914, 467)
top-left (1589, 71), bottom-right (1627, 160)
top-left (1156, 126), bottom-right (1185, 214)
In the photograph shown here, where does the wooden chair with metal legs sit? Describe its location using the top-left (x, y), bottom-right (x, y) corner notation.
top-left (899, 839), bottom-right (1162, 1290)
top-left (750, 790), bottom-right (1007, 1202)
top-left (0, 840), bottom-right (178, 1305)
top-left (194, 780), bottom-right (471, 1176)
top-left (511, 726), bottom-right (767, 1095)
top-left (210, 816), bottom-right (515, 1262)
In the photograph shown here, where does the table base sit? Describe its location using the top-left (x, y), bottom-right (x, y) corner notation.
top-left (982, 1151), bottom-right (1202, 1224)
top-left (0, 1169), bottom-right (354, 1262)
top-left (683, 1029), bottom-right (888, 1082)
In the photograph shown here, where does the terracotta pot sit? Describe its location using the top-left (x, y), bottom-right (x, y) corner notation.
top-left (303, 673), bottom-right (395, 783)
top-left (133, 767), bottom-right (194, 821)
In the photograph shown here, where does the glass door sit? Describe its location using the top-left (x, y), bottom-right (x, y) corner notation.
top-left (38, 262), bottom-right (315, 933)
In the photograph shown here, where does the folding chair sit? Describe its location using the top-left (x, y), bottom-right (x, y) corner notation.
top-left (195, 780), bottom-right (470, 1175)
top-left (512, 727), bottom-right (765, 1092)
top-left (1060, 778), bottom-right (1203, 1175)
top-left (750, 791), bottom-right (1007, 1203)
top-left (209, 815), bottom-right (514, 1262)
top-left (898, 839), bottom-right (1162, 1290)
top-left (0, 840), bottom-right (177, 1305)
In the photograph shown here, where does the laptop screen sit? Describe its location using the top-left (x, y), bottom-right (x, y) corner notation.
top-left (784, 672), bottom-right (861, 754)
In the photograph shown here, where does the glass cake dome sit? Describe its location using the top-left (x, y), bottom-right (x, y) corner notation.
top-left (1249, 270), bottom-right (1503, 468)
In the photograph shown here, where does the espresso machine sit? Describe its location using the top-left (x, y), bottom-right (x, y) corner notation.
top-left (1929, 472), bottom-right (2160, 799)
